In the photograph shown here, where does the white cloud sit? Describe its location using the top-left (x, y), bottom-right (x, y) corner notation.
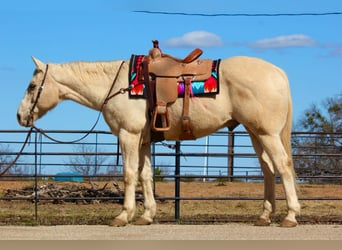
top-left (249, 34), bottom-right (317, 49)
top-left (163, 31), bottom-right (224, 48)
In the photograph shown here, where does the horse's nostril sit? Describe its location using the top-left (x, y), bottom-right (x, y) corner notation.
top-left (17, 113), bottom-right (21, 122)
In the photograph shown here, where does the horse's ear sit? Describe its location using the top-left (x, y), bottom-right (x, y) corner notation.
top-left (31, 56), bottom-right (45, 70)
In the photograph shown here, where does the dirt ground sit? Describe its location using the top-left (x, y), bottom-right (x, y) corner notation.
top-left (0, 180), bottom-right (341, 225)
top-left (1, 180), bottom-right (341, 198)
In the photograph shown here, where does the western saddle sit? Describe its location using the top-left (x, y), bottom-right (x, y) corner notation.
top-left (142, 40), bottom-right (213, 140)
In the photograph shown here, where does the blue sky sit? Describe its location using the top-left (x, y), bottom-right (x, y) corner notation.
top-left (1, 0), bottom-right (342, 132)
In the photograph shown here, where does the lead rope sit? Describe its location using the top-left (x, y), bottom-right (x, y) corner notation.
top-left (0, 127), bottom-right (34, 176)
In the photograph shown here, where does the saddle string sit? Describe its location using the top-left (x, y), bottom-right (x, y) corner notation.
top-left (1, 61), bottom-right (128, 175)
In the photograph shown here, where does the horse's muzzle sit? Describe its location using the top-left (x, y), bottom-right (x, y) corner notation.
top-left (17, 112), bottom-right (33, 127)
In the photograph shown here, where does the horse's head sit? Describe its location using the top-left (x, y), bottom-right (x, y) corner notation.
top-left (17, 57), bottom-right (60, 127)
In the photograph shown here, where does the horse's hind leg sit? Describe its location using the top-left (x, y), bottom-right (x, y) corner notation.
top-left (247, 130), bottom-right (276, 226)
top-left (135, 142), bottom-right (157, 225)
top-left (258, 134), bottom-right (300, 227)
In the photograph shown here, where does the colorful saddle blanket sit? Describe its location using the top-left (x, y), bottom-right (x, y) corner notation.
top-left (129, 55), bottom-right (220, 98)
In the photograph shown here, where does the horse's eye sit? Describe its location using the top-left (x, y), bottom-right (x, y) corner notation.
top-left (28, 83), bottom-right (36, 92)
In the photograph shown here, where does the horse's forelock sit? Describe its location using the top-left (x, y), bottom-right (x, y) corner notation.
top-left (33, 68), bottom-right (41, 76)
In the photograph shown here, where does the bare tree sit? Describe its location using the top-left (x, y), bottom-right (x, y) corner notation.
top-left (0, 144), bottom-right (26, 175)
top-left (66, 144), bottom-right (109, 177)
top-left (293, 92), bottom-right (342, 183)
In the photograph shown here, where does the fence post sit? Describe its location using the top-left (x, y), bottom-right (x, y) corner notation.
top-left (227, 130), bottom-right (235, 182)
top-left (95, 132), bottom-right (98, 176)
top-left (34, 131), bottom-right (39, 225)
top-left (174, 141), bottom-right (181, 221)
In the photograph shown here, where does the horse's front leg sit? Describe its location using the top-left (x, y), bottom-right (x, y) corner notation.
top-left (110, 130), bottom-right (140, 227)
top-left (135, 142), bottom-right (157, 225)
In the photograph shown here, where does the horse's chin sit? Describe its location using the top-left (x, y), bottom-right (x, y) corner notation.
top-left (25, 121), bottom-right (34, 127)
top-left (20, 119), bottom-right (34, 128)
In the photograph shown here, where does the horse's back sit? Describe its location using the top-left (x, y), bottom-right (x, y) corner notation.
top-left (221, 56), bottom-right (289, 91)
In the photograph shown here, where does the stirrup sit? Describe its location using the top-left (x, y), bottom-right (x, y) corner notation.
top-left (151, 102), bottom-right (171, 132)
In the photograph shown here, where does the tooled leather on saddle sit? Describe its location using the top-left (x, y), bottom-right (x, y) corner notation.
top-left (129, 40), bottom-right (220, 141)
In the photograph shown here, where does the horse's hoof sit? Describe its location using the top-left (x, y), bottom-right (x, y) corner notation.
top-left (254, 218), bottom-right (271, 226)
top-left (280, 219), bottom-right (298, 228)
top-left (110, 218), bottom-right (128, 227)
top-left (134, 217), bottom-right (153, 226)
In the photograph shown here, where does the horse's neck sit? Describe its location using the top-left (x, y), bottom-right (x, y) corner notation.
top-left (53, 60), bottom-right (127, 110)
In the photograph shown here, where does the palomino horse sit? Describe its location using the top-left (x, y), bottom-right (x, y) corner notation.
top-left (17, 56), bottom-right (300, 227)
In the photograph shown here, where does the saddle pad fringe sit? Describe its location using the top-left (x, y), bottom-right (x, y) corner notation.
top-left (129, 55), bottom-right (146, 97)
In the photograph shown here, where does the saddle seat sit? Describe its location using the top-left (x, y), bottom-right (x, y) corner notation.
top-left (162, 48), bottom-right (203, 64)
top-left (151, 39), bottom-right (203, 64)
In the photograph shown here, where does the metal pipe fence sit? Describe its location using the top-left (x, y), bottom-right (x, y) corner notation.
top-left (0, 129), bottom-right (341, 223)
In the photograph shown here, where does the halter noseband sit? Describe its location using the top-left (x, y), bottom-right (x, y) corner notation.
top-left (27, 64), bottom-right (49, 126)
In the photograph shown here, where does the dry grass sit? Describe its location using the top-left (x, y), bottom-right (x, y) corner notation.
top-left (0, 180), bottom-right (341, 225)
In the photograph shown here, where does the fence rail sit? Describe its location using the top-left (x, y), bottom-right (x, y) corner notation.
top-left (0, 129), bottom-right (341, 223)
